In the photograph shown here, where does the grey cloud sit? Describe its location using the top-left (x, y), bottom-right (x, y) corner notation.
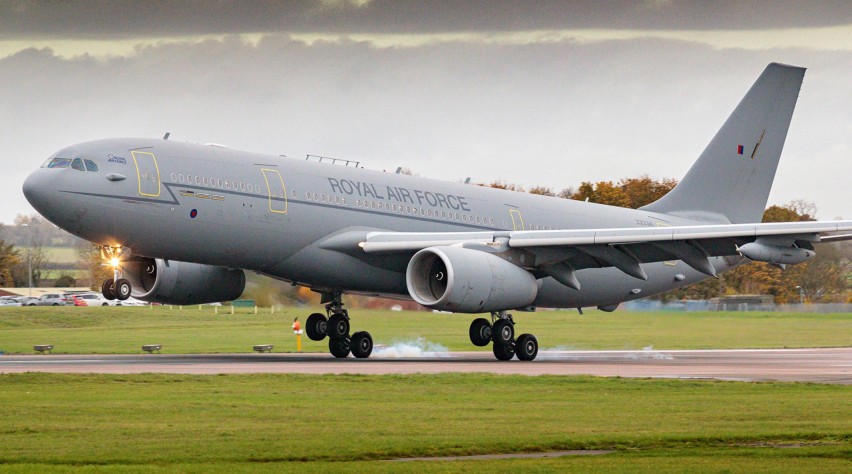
top-left (1, 0), bottom-right (851, 40)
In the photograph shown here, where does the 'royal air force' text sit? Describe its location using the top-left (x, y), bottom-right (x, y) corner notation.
top-left (328, 178), bottom-right (471, 211)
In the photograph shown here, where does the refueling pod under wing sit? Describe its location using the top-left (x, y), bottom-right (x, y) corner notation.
top-left (737, 242), bottom-right (815, 265)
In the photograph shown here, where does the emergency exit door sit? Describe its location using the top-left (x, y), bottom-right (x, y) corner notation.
top-left (509, 209), bottom-right (525, 230)
top-left (131, 151), bottom-right (160, 197)
top-left (261, 168), bottom-right (288, 214)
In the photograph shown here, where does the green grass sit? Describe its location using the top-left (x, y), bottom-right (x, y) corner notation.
top-left (38, 269), bottom-right (87, 280)
top-left (0, 373), bottom-right (848, 471)
top-left (0, 307), bottom-right (850, 355)
top-left (37, 247), bottom-right (79, 265)
top-left (1, 308), bottom-right (850, 471)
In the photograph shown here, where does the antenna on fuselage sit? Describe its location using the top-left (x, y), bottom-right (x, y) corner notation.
top-left (163, 132), bottom-right (170, 140)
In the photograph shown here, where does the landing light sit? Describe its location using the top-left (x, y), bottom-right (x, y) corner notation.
top-left (110, 257), bottom-right (120, 268)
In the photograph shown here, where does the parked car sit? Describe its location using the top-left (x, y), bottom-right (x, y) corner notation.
top-left (0, 297), bottom-right (22, 307)
top-left (4, 296), bottom-right (36, 306)
top-left (70, 295), bottom-right (88, 306)
top-left (74, 293), bottom-right (115, 307)
top-left (27, 293), bottom-right (72, 306)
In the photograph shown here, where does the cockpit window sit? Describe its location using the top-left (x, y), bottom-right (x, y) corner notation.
top-left (71, 158), bottom-right (85, 171)
top-left (45, 158), bottom-right (72, 169)
top-left (84, 159), bottom-right (99, 172)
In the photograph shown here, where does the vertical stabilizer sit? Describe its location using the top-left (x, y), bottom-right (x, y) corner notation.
top-left (641, 63), bottom-right (805, 223)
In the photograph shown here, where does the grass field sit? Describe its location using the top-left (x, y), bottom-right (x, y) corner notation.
top-left (38, 247), bottom-right (79, 265)
top-left (0, 373), bottom-right (849, 472)
top-left (1, 307), bottom-right (850, 471)
top-left (0, 306), bottom-right (850, 355)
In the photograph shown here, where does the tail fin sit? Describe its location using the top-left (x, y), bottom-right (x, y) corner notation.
top-left (641, 63), bottom-right (805, 223)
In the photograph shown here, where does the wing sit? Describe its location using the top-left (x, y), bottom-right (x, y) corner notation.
top-left (360, 220), bottom-right (852, 283)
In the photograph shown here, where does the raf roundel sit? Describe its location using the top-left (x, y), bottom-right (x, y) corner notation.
top-left (190, 209), bottom-right (198, 218)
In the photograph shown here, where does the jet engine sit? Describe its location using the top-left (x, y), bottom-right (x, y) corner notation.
top-left (120, 257), bottom-right (245, 305)
top-left (406, 246), bottom-right (538, 313)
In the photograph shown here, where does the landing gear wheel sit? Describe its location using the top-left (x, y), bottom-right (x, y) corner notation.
top-left (492, 319), bottom-right (514, 345)
top-left (329, 337), bottom-right (351, 358)
top-left (492, 340), bottom-right (515, 361)
top-left (306, 313), bottom-right (328, 341)
top-left (115, 278), bottom-right (132, 301)
top-left (469, 318), bottom-right (492, 347)
top-left (102, 279), bottom-right (116, 300)
top-left (327, 313), bottom-right (350, 339)
top-left (351, 331), bottom-right (373, 359)
top-left (515, 334), bottom-right (538, 361)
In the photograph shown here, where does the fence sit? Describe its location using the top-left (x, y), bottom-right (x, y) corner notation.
top-left (624, 299), bottom-right (852, 313)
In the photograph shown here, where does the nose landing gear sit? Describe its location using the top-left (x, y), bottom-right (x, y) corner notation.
top-left (468, 312), bottom-right (538, 361)
top-left (100, 246), bottom-right (132, 301)
top-left (304, 290), bottom-right (373, 359)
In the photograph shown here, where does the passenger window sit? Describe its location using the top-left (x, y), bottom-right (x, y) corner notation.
top-left (45, 158), bottom-right (72, 169)
top-left (71, 158), bottom-right (85, 171)
top-left (84, 159), bottom-right (99, 172)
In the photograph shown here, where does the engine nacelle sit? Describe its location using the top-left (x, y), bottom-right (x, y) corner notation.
top-left (121, 257), bottom-right (246, 305)
top-left (406, 246), bottom-right (538, 313)
top-left (737, 242), bottom-right (815, 265)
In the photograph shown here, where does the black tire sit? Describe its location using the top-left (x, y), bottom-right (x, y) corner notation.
top-left (305, 313), bottom-right (328, 341)
top-left (102, 279), bottom-right (116, 300)
top-left (52, 303), bottom-right (59, 306)
top-left (515, 334), bottom-right (538, 361)
top-left (102, 303), bottom-right (109, 306)
top-left (351, 331), bottom-right (373, 359)
top-left (115, 278), bottom-right (132, 301)
top-left (492, 339), bottom-right (515, 361)
top-left (329, 336), bottom-right (351, 358)
top-left (492, 319), bottom-right (514, 345)
top-left (327, 313), bottom-right (350, 339)
top-left (469, 318), bottom-right (492, 347)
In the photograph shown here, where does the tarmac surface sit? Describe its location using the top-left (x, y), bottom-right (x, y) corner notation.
top-left (1, 347), bottom-right (850, 384)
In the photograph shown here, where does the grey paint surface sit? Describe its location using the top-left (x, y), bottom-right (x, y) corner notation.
top-left (21, 63), bottom-right (851, 311)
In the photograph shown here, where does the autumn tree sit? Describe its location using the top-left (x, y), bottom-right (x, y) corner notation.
top-left (568, 181), bottom-right (631, 207)
top-left (76, 242), bottom-right (112, 289)
top-left (563, 176), bottom-right (676, 209)
top-left (713, 201), bottom-right (848, 303)
top-left (0, 238), bottom-right (19, 287)
top-left (479, 181), bottom-right (525, 192)
top-left (528, 186), bottom-right (555, 196)
top-left (619, 175), bottom-right (678, 208)
top-left (12, 215), bottom-right (50, 287)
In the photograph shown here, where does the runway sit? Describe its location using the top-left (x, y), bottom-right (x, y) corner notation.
top-left (1, 347), bottom-right (850, 384)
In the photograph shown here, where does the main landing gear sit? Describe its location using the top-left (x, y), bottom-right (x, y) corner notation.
top-left (304, 291), bottom-right (373, 359)
top-left (469, 312), bottom-right (538, 361)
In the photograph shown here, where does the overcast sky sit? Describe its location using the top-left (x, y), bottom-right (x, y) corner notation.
top-left (1, 0), bottom-right (850, 226)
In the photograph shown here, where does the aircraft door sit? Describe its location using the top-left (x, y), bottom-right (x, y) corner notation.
top-left (131, 151), bottom-right (160, 197)
top-left (261, 168), bottom-right (288, 214)
top-left (509, 209), bottom-right (525, 230)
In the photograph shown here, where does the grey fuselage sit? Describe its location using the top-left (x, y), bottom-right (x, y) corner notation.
top-left (23, 138), bottom-right (734, 309)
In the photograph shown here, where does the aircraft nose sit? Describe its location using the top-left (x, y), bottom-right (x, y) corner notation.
top-left (22, 169), bottom-right (54, 215)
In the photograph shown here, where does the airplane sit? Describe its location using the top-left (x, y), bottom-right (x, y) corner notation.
top-left (22, 62), bottom-right (851, 361)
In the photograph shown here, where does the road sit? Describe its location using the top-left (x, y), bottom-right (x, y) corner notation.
top-left (2, 347), bottom-right (850, 384)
